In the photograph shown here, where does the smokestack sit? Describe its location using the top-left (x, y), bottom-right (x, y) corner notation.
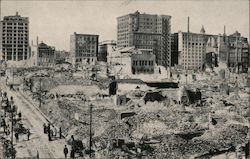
top-left (36, 36), bottom-right (39, 46)
top-left (223, 25), bottom-right (226, 35)
top-left (187, 16), bottom-right (190, 33)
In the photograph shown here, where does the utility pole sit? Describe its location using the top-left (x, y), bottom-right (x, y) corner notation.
top-left (11, 105), bottom-right (14, 147)
top-left (10, 102), bottom-right (15, 159)
top-left (39, 78), bottom-right (41, 107)
top-left (89, 104), bottom-right (93, 158)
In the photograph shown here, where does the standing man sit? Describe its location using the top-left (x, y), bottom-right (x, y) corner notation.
top-left (15, 132), bottom-right (19, 142)
top-left (63, 145), bottom-right (69, 159)
top-left (43, 123), bottom-right (47, 134)
top-left (70, 148), bottom-right (75, 159)
top-left (47, 123), bottom-right (52, 141)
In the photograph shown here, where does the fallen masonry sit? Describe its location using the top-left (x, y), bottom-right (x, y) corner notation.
top-left (11, 68), bottom-right (250, 158)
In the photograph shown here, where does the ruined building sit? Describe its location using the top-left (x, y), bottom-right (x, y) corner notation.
top-left (70, 32), bottom-right (99, 66)
top-left (171, 18), bottom-right (249, 73)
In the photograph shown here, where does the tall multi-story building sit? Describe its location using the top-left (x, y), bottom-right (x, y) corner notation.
top-left (70, 32), bottom-right (99, 66)
top-left (172, 23), bottom-right (249, 72)
top-left (171, 33), bottom-right (178, 66)
top-left (0, 12), bottom-right (29, 62)
top-left (176, 26), bottom-right (217, 70)
top-left (117, 11), bottom-right (171, 68)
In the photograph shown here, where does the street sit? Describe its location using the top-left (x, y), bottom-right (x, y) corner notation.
top-left (0, 77), bottom-right (66, 158)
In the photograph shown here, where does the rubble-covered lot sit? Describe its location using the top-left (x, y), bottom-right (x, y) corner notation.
top-left (20, 69), bottom-right (249, 158)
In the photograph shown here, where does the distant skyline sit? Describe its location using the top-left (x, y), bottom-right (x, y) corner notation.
top-left (1, 0), bottom-right (249, 51)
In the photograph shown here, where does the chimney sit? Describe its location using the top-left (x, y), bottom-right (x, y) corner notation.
top-left (36, 36), bottom-right (39, 46)
top-left (16, 12), bottom-right (19, 16)
top-left (187, 16), bottom-right (190, 33)
top-left (223, 25), bottom-right (226, 35)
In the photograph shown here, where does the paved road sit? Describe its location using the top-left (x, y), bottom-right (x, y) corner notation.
top-left (0, 78), bottom-right (66, 158)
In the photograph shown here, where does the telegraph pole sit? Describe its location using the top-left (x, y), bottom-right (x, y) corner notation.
top-left (89, 104), bottom-right (93, 158)
top-left (11, 105), bottom-right (14, 149)
top-left (39, 78), bottom-right (41, 107)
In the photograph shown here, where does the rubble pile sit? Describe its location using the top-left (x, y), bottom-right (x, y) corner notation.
top-left (151, 122), bottom-right (248, 158)
top-left (18, 69), bottom-right (249, 158)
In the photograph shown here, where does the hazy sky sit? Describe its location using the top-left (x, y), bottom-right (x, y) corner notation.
top-left (1, 0), bottom-right (249, 51)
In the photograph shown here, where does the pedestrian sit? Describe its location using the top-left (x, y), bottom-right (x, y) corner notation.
top-left (70, 149), bottom-right (75, 159)
top-left (27, 129), bottom-right (31, 140)
top-left (6, 127), bottom-right (10, 136)
top-left (37, 150), bottom-right (39, 159)
top-left (48, 123), bottom-right (51, 133)
top-left (43, 123), bottom-right (47, 134)
top-left (18, 111), bottom-right (22, 119)
top-left (15, 132), bottom-right (19, 142)
top-left (48, 130), bottom-right (52, 141)
top-left (71, 135), bottom-right (74, 142)
top-left (59, 127), bottom-right (62, 139)
top-left (54, 128), bottom-right (57, 137)
top-left (63, 145), bottom-right (69, 159)
top-left (50, 129), bottom-right (53, 139)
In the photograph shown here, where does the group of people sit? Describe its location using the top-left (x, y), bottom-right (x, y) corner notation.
top-left (43, 123), bottom-right (63, 141)
top-left (63, 145), bottom-right (76, 159)
top-left (14, 129), bottom-right (31, 142)
top-left (63, 135), bottom-right (76, 159)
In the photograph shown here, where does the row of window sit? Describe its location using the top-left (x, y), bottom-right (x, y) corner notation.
top-left (76, 37), bottom-right (97, 42)
top-left (132, 68), bottom-right (154, 74)
top-left (2, 41), bottom-right (28, 45)
top-left (2, 36), bottom-right (27, 39)
top-left (183, 42), bottom-right (205, 46)
top-left (2, 22), bottom-right (28, 25)
top-left (117, 33), bottom-right (129, 37)
top-left (75, 58), bottom-right (95, 62)
top-left (117, 29), bottom-right (129, 34)
top-left (2, 30), bottom-right (28, 34)
top-left (183, 56), bottom-right (202, 59)
top-left (183, 59), bottom-right (202, 62)
top-left (2, 33), bottom-right (28, 37)
top-left (133, 60), bottom-right (154, 66)
top-left (3, 54), bottom-right (28, 61)
top-left (2, 27), bottom-right (28, 30)
top-left (76, 48), bottom-right (96, 52)
top-left (183, 49), bottom-right (205, 52)
top-left (2, 34), bottom-right (28, 37)
top-left (76, 53), bottom-right (95, 56)
top-left (38, 58), bottom-right (54, 62)
top-left (135, 40), bottom-right (154, 45)
top-left (117, 40), bottom-right (129, 45)
top-left (2, 39), bottom-right (28, 42)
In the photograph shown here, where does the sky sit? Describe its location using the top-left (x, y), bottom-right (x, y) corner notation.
top-left (1, 0), bottom-right (249, 51)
